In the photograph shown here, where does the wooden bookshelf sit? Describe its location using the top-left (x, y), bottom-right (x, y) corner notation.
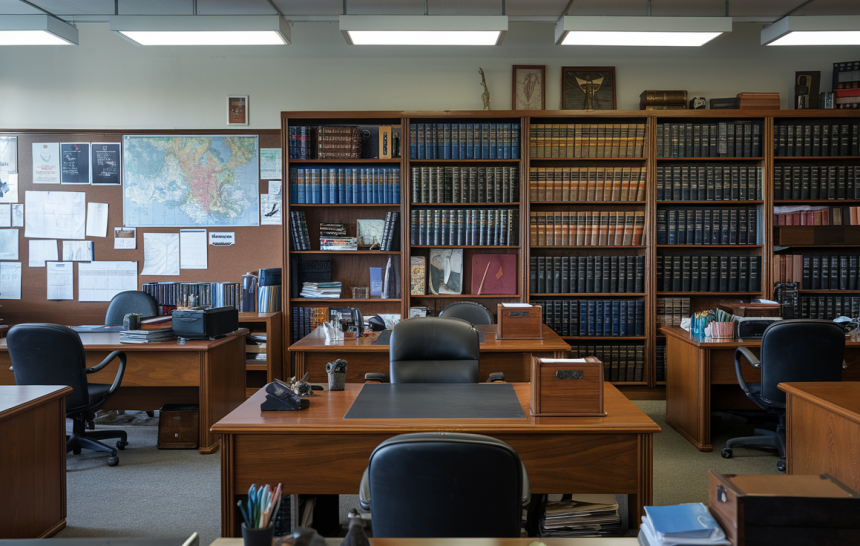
top-left (238, 312), bottom-right (283, 399)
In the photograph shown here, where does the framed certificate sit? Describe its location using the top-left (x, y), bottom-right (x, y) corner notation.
top-left (227, 96), bottom-right (249, 126)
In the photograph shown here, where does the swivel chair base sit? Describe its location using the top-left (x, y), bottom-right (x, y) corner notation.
top-left (721, 422), bottom-right (786, 472)
top-left (67, 413), bottom-right (128, 466)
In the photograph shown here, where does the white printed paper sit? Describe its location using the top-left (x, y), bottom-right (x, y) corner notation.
top-left (209, 232), bottom-right (235, 246)
top-left (180, 229), bottom-right (207, 270)
top-left (260, 194), bottom-right (282, 225)
top-left (0, 229), bottom-right (18, 260)
top-left (28, 239), bottom-right (58, 267)
top-left (78, 261), bottom-right (138, 302)
top-left (47, 261), bottom-right (73, 300)
top-left (62, 240), bottom-right (93, 262)
top-left (32, 143), bottom-right (60, 184)
top-left (24, 191), bottom-right (86, 239)
top-left (11, 204), bottom-right (22, 227)
top-left (142, 233), bottom-right (179, 276)
top-left (268, 180), bottom-right (281, 195)
top-left (0, 137), bottom-right (16, 173)
top-left (0, 173), bottom-right (18, 203)
top-left (114, 227), bottom-right (136, 249)
top-left (0, 204), bottom-right (10, 227)
top-left (85, 202), bottom-right (109, 237)
top-left (260, 148), bottom-right (282, 179)
top-left (0, 262), bottom-right (21, 299)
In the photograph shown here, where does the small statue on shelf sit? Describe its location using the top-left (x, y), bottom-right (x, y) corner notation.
top-left (479, 68), bottom-right (491, 110)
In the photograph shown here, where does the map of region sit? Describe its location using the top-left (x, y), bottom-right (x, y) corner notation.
top-left (123, 135), bottom-right (259, 227)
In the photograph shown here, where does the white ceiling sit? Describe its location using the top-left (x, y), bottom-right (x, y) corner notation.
top-left (2, 0), bottom-right (860, 20)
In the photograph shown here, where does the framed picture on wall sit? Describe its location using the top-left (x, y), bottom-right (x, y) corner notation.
top-left (562, 67), bottom-right (616, 111)
top-left (227, 95), bottom-right (249, 125)
top-left (512, 65), bottom-right (545, 110)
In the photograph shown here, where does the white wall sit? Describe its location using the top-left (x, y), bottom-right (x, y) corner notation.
top-left (1, 21), bottom-right (858, 129)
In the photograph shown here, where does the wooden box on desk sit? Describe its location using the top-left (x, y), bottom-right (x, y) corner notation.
top-left (497, 304), bottom-right (542, 340)
top-left (708, 470), bottom-right (860, 546)
top-left (530, 357), bottom-right (605, 417)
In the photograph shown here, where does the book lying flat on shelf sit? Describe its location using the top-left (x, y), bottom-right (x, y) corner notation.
top-left (300, 282), bottom-right (342, 299)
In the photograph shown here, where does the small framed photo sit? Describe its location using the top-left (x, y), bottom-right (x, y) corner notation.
top-left (227, 95), bottom-right (248, 125)
top-left (512, 65), bottom-right (545, 110)
top-left (562, 67), bottom-right (616, 111)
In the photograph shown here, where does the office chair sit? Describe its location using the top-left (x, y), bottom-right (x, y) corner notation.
top-left (8, 324), bottom-right (129, 466)
top-left (105, 290), bottom-right (158, 326)
top-left (439, 301), bottom-right (494, 326)
top-left (359, 432), bottom-right (530, 537)
top-left (722, 319), bottom-right (845, 471)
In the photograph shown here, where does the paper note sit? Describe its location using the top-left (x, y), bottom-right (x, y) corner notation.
top-left (260, 148), bottom-right (282, 179)
top-left (47, 261), bottom-right (73, 300)
top-left (29, 239), bottom-right (58, 267)
top-left (60, 143), bottom-right (91, 184)
top-left (114, 227), bottom-right (136, 249)
top-left (180, 229), bottom-right (207, 270)
top-left (32, 143), bottom-right (60, 184)
top-left (268, 180), bottom-right (281, 195)
top-left (0, 204), bottom-right (10, 227)
top-left (11, 204), bottom-right (22, 227)
top-left (209, 232), bottom-right (235, 246)
top-left (85, 202), bottom-right (109, 237)
top-left (25, 191), bottom-right (86, 239)
top-left (0, 173), bottom-right (18, 204)
top-left (0, 136), bottom-right (16, 173)
top-left (0, 262), bottom-right (21, 299)
top-left (142, 233), bottom-right (179, 276)
top-left (62, 240), bottom-right (94, 262)
top-left (260, 194), bottom-right (281, 226)
top-left (90, 143), bottom-right (121, 185)
top-left (78, 261), bottom-right (138, 302)
top-left (0, 229), bottom-right (18, 260)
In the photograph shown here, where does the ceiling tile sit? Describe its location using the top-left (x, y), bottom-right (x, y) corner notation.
top-left (197, 0), bottom-right (277, 15)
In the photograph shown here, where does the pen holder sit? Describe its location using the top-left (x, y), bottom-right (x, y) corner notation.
top-left (328, 371), bottom-right (346, 391)
top-left (710, 321), bottom-right (736, 339)
top-left (241, 523), bottom-right (274, 546)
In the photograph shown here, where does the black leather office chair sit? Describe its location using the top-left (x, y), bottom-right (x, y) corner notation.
top-left (105, 290), bottom-right (158, 326)
top-left (439, 301), bottom-right (494, 326)
top-left (8, 324), bottom-right (129, 466)
top-left (722, 319), bottom-right (845, 471)
top-left (359, 432), bottom-right (530, 537)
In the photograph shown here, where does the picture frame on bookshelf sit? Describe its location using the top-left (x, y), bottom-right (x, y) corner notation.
top-left (356, 219), bottom-right (385, 247)
top-left (512, 65), bottom-right (546, 110)
top-left (795, 71), bottom-right (820, 109)
top-left (227, 95), bottom-right (248, 125)
top-left (562, 66), bottom-right (616, 111)
top-left (429, 249), bottom-right (463, 295)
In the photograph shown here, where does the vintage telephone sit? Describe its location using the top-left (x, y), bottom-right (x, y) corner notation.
top-left (260, 379), bottom-right (310, 411)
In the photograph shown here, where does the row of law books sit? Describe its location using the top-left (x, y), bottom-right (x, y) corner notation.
top-left (774, 254), bottom-right (860, 290)
top-left (773, 121), bottom-right (860, 156)
top-left (656, 345), bottom-right (666, 382)
top-left (529, 255), bottom-right (646, 294)
top-left (567, 344), bottom-right (645, 383)
top-left (773, 207), bottom-right (860, 225)
top-left (289, 167), bottom-right (401, 204)
top-left (409, 122), bottom-right (521, 160)
top-left (409, 208), bottom-right (517, 246)
top-left (656, 255), bottom-right (762, 293)
top-left (529, 166), bottom-right (646, 202)
top-left (799, 295), bottom-right (860, 320)
top-left (773, 165), bottom-right (860, 200)
top-left (289, 211), bottom-right (312, 251)
top-left (657, 165), bottom-right (762, 202)
top-left (656, 297), bottom-right (691, 327)
top-left (411, 166), bottom-right (518, 204)
top-left (141, 281), bottom-right (241, 312)
top-left (288, 126), bottom-right (314, 159)
top-left (290, 306), bottom-right (328, 343)
top-left (539, 299), bottom-right (645, 338)
top-left (656, 121), bottom-right (763, 158)
top-left (656, 207), bottom-right (760, 245)
top-left (258, 284), bottom-right (281, 313)
top-left (529, 123), bottom-right (646, 159)
top-left (529, 211), bottom-right (647, 247)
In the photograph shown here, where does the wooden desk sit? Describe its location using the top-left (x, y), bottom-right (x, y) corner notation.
top-left (0, 329), bottom-right (248, 454)
top-left (781, 382), bottom-right (860, 494)
top-left (212, 538), bottom-right (639, 546)
top-left (660, 325), bottom-right (860, 452)
top-left (289, 324), bottom-right (570, 383)
top-left (0, 385), bottom-right (71, 538)
top-left (212, 383), bottom-right (659, 537)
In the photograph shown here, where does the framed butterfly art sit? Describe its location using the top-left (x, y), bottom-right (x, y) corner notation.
top-left (512, 65), bottom-right (545, 110)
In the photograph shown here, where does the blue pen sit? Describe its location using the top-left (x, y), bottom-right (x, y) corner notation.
top-left (248, 485), bottom-right (257, 528)
top-left (237, 500), bottom-right (251, 528)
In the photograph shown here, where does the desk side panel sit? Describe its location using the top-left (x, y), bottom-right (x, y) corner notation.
top-left (665, 335), bottom-right (705, 449)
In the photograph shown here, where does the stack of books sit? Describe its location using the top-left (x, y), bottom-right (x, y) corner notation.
top-left (119, 327), bottom-right (176, 344)
top-left (539, 495), bottom-right (622, 537)
top-left (319, 223), bottom-right (358, 251)
top-left (300, 282), bottom-right (342, 299)
top-left (737, 91), bottom-right (780, 109)
top-left (639, 503), bottom-right (729, 546)
top-left (833, 60), bottom-right (860, 109)
top-left (640, 90), bottom-right (687, 110)
top-left (291, 306), bottom-right (329, 342)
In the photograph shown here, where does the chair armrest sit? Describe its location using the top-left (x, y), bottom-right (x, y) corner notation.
top-left (364, 373), bottom-right (389, 383)
top-left (520, 462), bottom-right (531, 507)
top-left (734, 347), bottom-right (759, 395)
top-left (844, 360), bottom-right (849, 370)
top-left (359, 468), bottom-right (371, 511)
top-left (488, 372), bottom-right (505, 383)
top-left (86, 350), bottom-right (127, 396)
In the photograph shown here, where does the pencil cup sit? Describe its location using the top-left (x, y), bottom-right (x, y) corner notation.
top-left (710, 321), bottom-right (735, 339)
top-left (241, 523), bottom-right (274, 546)
top-left (328, 371), bottom-right (346, 391)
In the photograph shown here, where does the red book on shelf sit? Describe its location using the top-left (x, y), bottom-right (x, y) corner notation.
top-left (470, 254), bottom-right (517, 295)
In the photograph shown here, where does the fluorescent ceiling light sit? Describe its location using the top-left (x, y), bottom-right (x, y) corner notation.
top-left (0, 15), bottom-right (78, 45)
top-left (762, 16), bottom-right (860, 46)
top-left (110, 16), bottom-right (290, 46)
top-left (555, 16), bottom-right (731, 47)
top-left (340, 15), bottom-right (507, 46)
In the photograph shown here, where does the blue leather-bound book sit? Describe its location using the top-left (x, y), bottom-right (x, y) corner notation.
top-left (643, 503), bottom-right (728, 543)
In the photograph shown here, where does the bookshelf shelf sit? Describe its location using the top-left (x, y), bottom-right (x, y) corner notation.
top-left (409, 159), bottom-right (520, 164)
top-left (656, 291), bottom-right (761, 296)
top-left (531, 293), bottom-right (646, 297)
top-left (290, 298), bottom-right (402, 303)
top-left (292, 250), bottom-right (401, 255)
top-left (411, 202), bottom-right (520, 206)
top-left (561, 336), bottom-right (646, 341)
top-left (531, 245), bottom-right (647, 249)
top-left (656, 157), bottom-right (764, 161)
top-left (290, 203), bottom-right (401, 208)
top-left (776, 244), bottom-right (860, 248)
top-left (245, 363), bottom-right (267, 371)
top-left (657, 200), bottom-right (764, 205)
top-left (528, 157), bottom-right (646, 162)
top-left (290, 158), bottom-right (402, 164)
top-left (410, 294), bottom-right (519, 299)
top-left (411, 245), bottom-right (521, 249)
top-left (656, 381), bottom-right (667, 386)
top-left (656, 245), bottom-right (763, 249)
top-left (773, 200), bottom-right (860, 205)
top-left (613, 381), bottom-right (649, 386)
top-left (797, 290), bottom-right (860, 294)
top-left (530, 201), bottom-right (646, 206)
top-left (775, 156), bottom-right (860, 160)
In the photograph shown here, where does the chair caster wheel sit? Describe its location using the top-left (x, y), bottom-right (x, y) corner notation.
top-left (777, 460), bottom-right (786, 472)
top-left (721, 448), bottom-right (732, 458)
top-left (107, 456), bottom-right (119, 466)
top-left (116, 440), bottom-right (128, 450)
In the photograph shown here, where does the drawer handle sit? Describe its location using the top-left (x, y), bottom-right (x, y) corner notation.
top-left (556, 370), bottom-right (583, 380)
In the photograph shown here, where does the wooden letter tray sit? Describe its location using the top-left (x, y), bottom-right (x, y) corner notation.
top-left (530, 356), bottom-right (605, 416)
top-left (497, 304), bottom-right (543, 340)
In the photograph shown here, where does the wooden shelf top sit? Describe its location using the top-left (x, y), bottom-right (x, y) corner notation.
top-left (656, 157), bottom-right (764, 161)
top-left (774, 200), bottom-right (860, 205)
top-left (797, 289), bottom-right (860, 294)
top-left (656, 245), bottom-right (763, 248)
top-left (291, 250), bottom-right (401, 254)
top-left (410, 294), bottom-right (520, 299)
top-left (530, 201), bottom-right (646, 206)
top-left (528, 157), bottom-right (645, 161)
top-left (410, 202), bottom-right (519, 206)
top-left (238, 312), bottom-right (280, 321)
top-left (657, 200), bottom-right (764, 205)
top-left (532, 245), bottom-right (647, 249)
top-left (289, 203), bottom-right (401, 207)
top-left (290, 298), bottom-right (402, 303)
top-left (656, 291), bottom-right (762, 296)
top-left (531, 293), bottom-right (646, 297)
top-left (411, 245), bottom-right (521, 249)
top-left (562, 336), bottom-right (646, 341)
top-left (775, 156), bottom-right (860, 160)
top-left (288, 158), bottom-right (401, 164)
top-left (408, 159), bottom-right (519, 164)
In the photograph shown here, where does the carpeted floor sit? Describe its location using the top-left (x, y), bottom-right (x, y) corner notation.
top-left (57, 402), bottom-right (781, 542)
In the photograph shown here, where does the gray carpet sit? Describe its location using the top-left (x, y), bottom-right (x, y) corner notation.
top-left (57, 402), bottom-right (781, 541)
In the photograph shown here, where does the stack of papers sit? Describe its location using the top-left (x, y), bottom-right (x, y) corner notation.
top-left (639, 504), bottom-right (730, 546)
top-left (539, 495), bottom-right (623, 537)
top-left (300, 282), bottom-right (343, 299)
top-left (119, 328), bottom-right (176, 344)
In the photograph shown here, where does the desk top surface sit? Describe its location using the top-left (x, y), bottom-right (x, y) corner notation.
top-left (211, 382), bottom-right (661, 435)
top-left (660, 325), bottom-right (860, 348)
top-left (780, 382), bottom-right (860, 424)
top-left (0, 385), bottom-right (71, 418)
top-left (289, 323), bottom-right (570, 353)
top-left (0, 328), bottom-right (248, 352)
top-left (212, 538), bottom-right (639, 546)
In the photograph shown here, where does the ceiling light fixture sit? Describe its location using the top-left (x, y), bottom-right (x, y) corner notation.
top-left (109, 15), bottom-right (291, 46)
top-left (0, 15), bottom-right (79, 45)
top-left (555, 16), bottom-right (732, 47)
top-left (339, 16), bottom-right (508, 46)
top-left (762, 16), bottom-right (860, 46)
